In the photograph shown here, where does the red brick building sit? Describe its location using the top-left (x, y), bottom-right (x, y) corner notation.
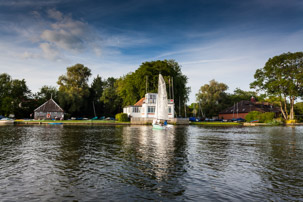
top-left (219, 98), bottom-right (280, 120)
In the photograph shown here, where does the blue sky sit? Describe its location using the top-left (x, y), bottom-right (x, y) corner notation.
top-left (1, 0), bottom-right (303, 103)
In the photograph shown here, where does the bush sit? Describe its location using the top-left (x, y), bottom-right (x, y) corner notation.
top-left (245, 111), bottom-right (261, 122)
top-left (245, 111), bottom-right (275, 123)
top-left (115, 113), bottom-right (129, 122)
top-left (260, 112), bottom-right (275, 123)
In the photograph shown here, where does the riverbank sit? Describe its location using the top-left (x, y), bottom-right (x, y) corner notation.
top-left (190, 122), bottom-right (241, 126)
top-left (9, 120), bottom-right (303, 126)
top-left (15, 120), bottom-right (131, 125)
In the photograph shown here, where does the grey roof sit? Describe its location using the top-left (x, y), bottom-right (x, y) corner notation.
top-left (219, 100), bottom-right (280, 114)
top-left (34, 99), bottom-right (64, 112)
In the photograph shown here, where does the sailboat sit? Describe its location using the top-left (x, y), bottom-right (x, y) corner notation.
top-left (152, 74), bottom-right (173, 130)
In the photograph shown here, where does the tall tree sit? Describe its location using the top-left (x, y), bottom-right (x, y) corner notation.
top-left (116, 60), bottom-right (190, 116)
top-left (88, 75), bottom-right (105, 116)
top-left (100, 77), bottom-right (122, 116)
top-left (0, 73), bottom-right (31, 117)
top-left (57, 64), bottom-right (92, 116)
top-left (250, 52), bottom-right (303, 120)
top-left (35, 85), bottom-right (58, 103)
top-left (196, 79), bottom-right (228, 118)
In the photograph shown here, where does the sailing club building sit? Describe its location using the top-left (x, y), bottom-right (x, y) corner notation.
top-left (219, 97), bottom-right (281, 120)
top-left (34, 99), bottom-right (64, 120)
top-left (123, 93), bottom-right (175, 119)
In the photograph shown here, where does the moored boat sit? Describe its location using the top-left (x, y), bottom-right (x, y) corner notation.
top-left (152, 74), bottom-right (173, 130)
top-left (0, 118), bottom-right (14, 125)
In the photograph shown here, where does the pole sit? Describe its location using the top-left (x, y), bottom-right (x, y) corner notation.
top-left (92, 101), bottom-right (96, 117)
top-left (233, 103), bottom-right (236, 118)
top-left (168, 77), bottom-right (171, 99)
top-left (172, 77), bottom-right (174, 101)
top-left (179, 96), bottom-right (181, 117)
top-left (184, 102), bottom-right (187, 118)
top-left (146, 75), bottom-right (148, 94)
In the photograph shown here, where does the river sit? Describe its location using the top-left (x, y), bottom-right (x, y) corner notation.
top-left (0, 125), bottom-right (302, 201)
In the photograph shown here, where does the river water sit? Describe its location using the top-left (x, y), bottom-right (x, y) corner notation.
top-left (0, 125), bottom-right (302, 201)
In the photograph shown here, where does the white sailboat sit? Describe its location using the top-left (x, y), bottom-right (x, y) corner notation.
top-left (152, 74), bottom-right (173, 130)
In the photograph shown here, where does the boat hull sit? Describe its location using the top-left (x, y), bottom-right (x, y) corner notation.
top-left (0, 120), bottom-right (14, 125)
top-left (152, 124), bottom-right (173, 130)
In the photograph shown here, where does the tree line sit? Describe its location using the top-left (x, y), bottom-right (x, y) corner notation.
top-left (1, 52), bottom-right (303, 121)
top-left (195, 52), bottom-right (303, 121)
top-left (0, 60), bottom-right (190, 118)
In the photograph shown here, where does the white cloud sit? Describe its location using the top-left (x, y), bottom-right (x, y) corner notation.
top-left (39, 9), bottom-right (96, 56)
top-left (39, 42), bottom-right (61, 61)
top-left (47, 8), bottom-right (63, 20)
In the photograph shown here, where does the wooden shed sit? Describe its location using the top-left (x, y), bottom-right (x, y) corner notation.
top-left (34, 99), bottom-right (64, 120)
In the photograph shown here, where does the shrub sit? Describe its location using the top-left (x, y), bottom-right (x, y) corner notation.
top-left (260, 112), bottom-right (275, 123)
top-left (245, 111), bottom-right (262, 122)
top-left (115, 113), bottom-right (129, 122)
top-left (245, 111), bottom-right (275, 123)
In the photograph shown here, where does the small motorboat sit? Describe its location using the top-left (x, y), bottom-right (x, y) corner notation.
top-left (0, 118), bottom-right (14, 125)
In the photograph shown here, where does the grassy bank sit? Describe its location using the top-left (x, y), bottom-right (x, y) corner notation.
top-left (190, 122), bottom-right (241, 126)
top-left (15, 119), bottom-right (131, 125)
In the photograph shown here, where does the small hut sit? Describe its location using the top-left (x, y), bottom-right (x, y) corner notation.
top-left (34, 99), bottom-right (64, 120)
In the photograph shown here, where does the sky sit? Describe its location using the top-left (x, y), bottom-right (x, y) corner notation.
top-left (0, 0), bottom-right (303, 103)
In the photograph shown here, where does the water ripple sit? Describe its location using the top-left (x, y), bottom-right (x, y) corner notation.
top-left (0, 125), bottom-right (303, 201)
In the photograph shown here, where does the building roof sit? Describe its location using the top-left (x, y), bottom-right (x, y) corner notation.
top-left (134, 97), bottom-right (145, 107)
top-left (219, 100), bottom-right (280, 114)
top-left (34, 99), bottom-right (64, 112)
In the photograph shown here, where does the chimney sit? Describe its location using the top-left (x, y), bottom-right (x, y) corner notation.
top-left (250, 96), bottom-right (256, 103)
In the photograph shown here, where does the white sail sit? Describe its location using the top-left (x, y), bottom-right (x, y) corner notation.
top-left (155, 74), bottom-right (168, 120)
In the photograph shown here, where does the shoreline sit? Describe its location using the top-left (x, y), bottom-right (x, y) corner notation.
top-left (7, 120), bottom-right (303, 126)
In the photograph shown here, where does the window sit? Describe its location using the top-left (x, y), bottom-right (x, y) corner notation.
top-left (168, 107), bottom-right (172, 114)
top-left (148, 106), bottom-right (155, 113)
top-left (132, 107), bottom-right (140, 113)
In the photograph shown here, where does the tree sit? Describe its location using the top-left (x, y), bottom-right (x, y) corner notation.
top-left (57, 64), bottom-right (92, 116)
top-left (88, 75), bottom-right (105, 116)
top-left (100, 77), bottom-right (122, 116)
top-left (116, 60), bottom-right (190, 116)
top-left (196, 79), bottom-right (228, 118)
top-left (294, 102), bottom-right (303, 122)
top-left (35, 85), bottom-right (58, 103)
top-left (0, 73), bottom-right (31, 117)
top-left (250, 52), bottom-right (303, 120)
top-left (229, 88), bottom-right (259, 104)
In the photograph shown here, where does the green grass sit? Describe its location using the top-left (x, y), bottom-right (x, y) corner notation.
top-left (190, 121), bottom-right (241, 126)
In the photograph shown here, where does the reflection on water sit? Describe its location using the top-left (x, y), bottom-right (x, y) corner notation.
top-left (0, 125), bottom-right (303, 201)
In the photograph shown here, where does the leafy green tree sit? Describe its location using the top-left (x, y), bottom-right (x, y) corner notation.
top-left (100, 77), bottom-right (122, 117)
top-left (35, 85), bottom-right (58, 103)
top-left (0, 73), bottom-right (31, 117)
top-left (294, 102), bottom-right (303, 122)
top-left (57, 64), bottom-right (92, 116)
top-left (196, 79), bottom-right (228, 118)
top-left (228, 88), bottom-right (259, 104)
top-left (116, 60), bottom-right (190, 116)
top-left (250, 52), bottom-right (303, 120)
top-left (87, 75), bottom-right (105, 117)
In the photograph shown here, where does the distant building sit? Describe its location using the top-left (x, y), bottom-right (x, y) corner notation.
top-left (34, 99), bottom-right (64, 120)
top-left (123, 93), bottom-right (175, 119)
top-left (219, 97), bottom-right (280, 120)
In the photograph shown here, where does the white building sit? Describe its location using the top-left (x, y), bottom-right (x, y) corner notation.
top-left (123, 93), bottom-right (175, 119)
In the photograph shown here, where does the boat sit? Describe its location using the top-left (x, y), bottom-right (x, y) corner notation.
top-left (0, 118), bottom-right (14, 125)
top-left (152, 74), bottom-right (173, 130)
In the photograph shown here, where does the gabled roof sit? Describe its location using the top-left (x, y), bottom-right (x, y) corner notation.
top-left (219, 100), bottom-right (280, 114)
top-left (34, 99), bottom-right (64, 112)
top-left (134, 98), bottom-right (145, 107)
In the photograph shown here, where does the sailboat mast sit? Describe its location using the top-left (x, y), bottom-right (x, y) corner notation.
top-left (146, 75), bottom-right (148, 94)
top-left (168, 77), bottom-right (171, 99)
